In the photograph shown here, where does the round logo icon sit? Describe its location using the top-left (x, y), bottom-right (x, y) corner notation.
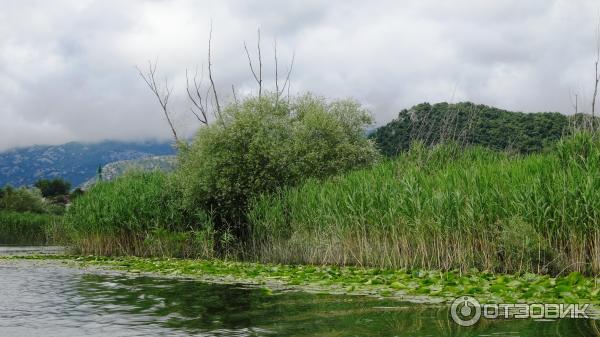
top-left (451, 296), bottom-right (481, 326)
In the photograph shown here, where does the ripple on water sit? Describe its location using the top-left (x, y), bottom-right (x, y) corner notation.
top-left (0, 259), bottom-right (598, 337)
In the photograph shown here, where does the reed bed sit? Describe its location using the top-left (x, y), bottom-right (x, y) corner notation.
top-left (0, 211), bottom-right (64, 245)
top-left (249, 133), bottom-right (600, 275)
top-left (66, 171), bottom-right (215, 258)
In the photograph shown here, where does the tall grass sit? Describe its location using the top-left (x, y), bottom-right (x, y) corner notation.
top-left (65, 171), bottom-right (214, 257)
top-left (0, 211), bottom-right (64, 245)
top-left (249, 132), bottom-right (600, 275)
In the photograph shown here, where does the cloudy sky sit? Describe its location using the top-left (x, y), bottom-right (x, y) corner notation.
top-left (1, 0), bottom-right (599, 151)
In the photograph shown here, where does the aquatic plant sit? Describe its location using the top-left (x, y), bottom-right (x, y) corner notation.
top-left (17, 255), bottom-right (598, 306)
top-left (0, 211), bottom-right (63, 245)
top-left (249, 132), bottom-right (600, 275)
top-left (65, 171), bottom-right (214, 257)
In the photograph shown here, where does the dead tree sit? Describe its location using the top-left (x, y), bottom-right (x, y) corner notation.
top-left (273, 38), bottom-right (295, 103)
top-left (137, 60), bottom-right (179, 142)
top-left (208, 22), bottom-right (222, 118)
top-left (185, 68), bottom-right (209, 125)
top-left (592, 19), bottom-right (600, 120)
top-left (570, 90), bottom-right (579, 115)
top-left (139, 25), bottom-right (295, 138)
top-left (244, 31), bottom-right (295, 102)
top-left (231, 84), bottom-right (239, 105)
top-left (244, 29), bottom-right (263, 98)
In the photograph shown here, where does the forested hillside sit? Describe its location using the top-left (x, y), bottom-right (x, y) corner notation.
top-left (371, 102), bottom-right (575, 156)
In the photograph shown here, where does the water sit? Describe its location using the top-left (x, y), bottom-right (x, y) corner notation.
top-left (0, 246), bottom-right (67, 256)
top-left (0, 259), bottom-right (598, 337)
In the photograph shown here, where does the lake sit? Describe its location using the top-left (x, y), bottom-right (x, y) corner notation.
top-left (0, 258), bottom-right (598, 336)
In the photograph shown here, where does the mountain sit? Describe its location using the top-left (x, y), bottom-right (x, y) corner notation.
top-left (371, 102), bottom-right (573, 156)
top-left (0, 140), bottom-right (176, 188)
top-left (80, 155), bottom-right (177, 190)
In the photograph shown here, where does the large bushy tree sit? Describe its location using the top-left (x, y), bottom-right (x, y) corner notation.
top-left (176, 93), bottom-right (380, 237)
top-left (34, 178), bottom-right (71, 198)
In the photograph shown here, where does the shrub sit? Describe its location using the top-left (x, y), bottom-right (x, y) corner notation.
top-left (0, 186), bottom-right (47, 213)
top-left (176, 93), bottom-right (380, 238)
top-left (34, 178), bottom-right (71, 198)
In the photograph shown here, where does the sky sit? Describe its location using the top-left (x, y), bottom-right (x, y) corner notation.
top-left (1, 0), bottom-right (599, 151)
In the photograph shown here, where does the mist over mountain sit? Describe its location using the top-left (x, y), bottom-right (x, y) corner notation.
top-left (0, 140), bottom-right (176, 188)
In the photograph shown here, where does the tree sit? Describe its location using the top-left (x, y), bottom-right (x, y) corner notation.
top-left (0, 186), bottom-right (46, 213)
top-left (371, 102), bottom-right (572, 156)
top-left (176, 93), bottom-right (380, 239)
top-left (34, 178), bottom-right (71, 198)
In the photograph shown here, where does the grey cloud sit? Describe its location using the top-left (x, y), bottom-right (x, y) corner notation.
top-left (0, 0), bottom-right (599, 151)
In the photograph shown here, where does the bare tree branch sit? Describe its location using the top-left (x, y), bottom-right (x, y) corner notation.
top-left (243, 29), bottom-right (263, 98)
top-left (569, 88), bottom-right (579, 115)
top-left (257, 28), bottom-right (262, 98)
top-left (186, 68), bottom-right (209, 124)
top-left (208, 21), bottom-right (222, 119)
top-left (592, 16), bottom-right (600, 120)
top-left (231, 84), bottom-right (238, 105)
top-left (139, 26), bottom-right (296, 135)
top-left (274, 38), bottom-right (279, 97)
top-left (280, 51), bottom-right (295, 98)
top-left (137, 60), bottom-right (179, 142)
top-left (244, 42), bottom-right (260, 84)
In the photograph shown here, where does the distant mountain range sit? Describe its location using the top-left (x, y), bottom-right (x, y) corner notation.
top-left (0, 140), bottom-right (176, 188)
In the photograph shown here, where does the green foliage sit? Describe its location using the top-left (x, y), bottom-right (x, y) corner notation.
top-left (0, 186), bottom-right (47, 213)
top-left (372, 102), bottom-right (571, 156)
top-left (70, 188), bottom-right (84, 199)
top-left (249, 132), bottom-right (600, 274)
top-left (66, 171), bottom-right (209, 237)
top-left (34, 178), bottom-right (71, 198)
top-left (0, 183), bottom-right (67, 215)
top-left (0, 211), bottom-right (63, 245)
top-left (69, 256), bottom-right (600, 305)
top-left (176, 93), bottom-right (380, 236)
top-left (65, 171), bottom-right (213, 257)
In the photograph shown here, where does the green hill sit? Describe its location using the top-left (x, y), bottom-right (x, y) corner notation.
top-left (371, 102), bottom-right (576, 156)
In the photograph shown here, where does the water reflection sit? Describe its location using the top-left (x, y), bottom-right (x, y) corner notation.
top-left (0, 245), bottom-right (66, 255)
top-left (0, 260), bottom-right (598, 336)
top-left (76, 274), bottom-right (600, 337)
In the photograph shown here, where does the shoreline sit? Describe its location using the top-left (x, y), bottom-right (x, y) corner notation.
top-left (3, 255), bottom-right (600, 309)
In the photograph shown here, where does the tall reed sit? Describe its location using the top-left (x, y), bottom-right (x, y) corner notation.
top-left (65, 171), bottom-right (215, 257)
top-left (0, 211), bottom-right (64, 245)
top-left (249, 133), bottom-right (600, 275)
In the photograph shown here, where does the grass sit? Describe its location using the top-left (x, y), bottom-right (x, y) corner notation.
top-left (65, 171), bottom-right (214, 257)
top-left (64, 131), bottom-right (600, 276)
top-left (249, 133), bottom-right (600, 275)
top-left (0, 211), bottom-right (64, 245)
top-left (6, 255), bottom-right (600, 306)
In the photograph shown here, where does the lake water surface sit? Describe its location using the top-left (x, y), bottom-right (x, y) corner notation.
top-left (0, 257), bottom-right (598, 336)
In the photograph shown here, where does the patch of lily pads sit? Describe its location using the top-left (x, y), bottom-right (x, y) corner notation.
top-left (5, 255), bottom-right (600, 305)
